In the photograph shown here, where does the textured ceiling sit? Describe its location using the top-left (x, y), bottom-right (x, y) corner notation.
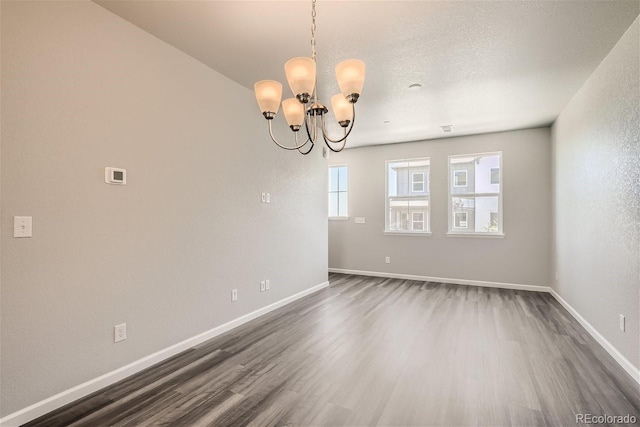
top-left (95, 0), bottom-right (639, 148)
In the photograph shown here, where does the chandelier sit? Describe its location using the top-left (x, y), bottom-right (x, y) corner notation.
top-left (253, 0), bottom-right (365, 155)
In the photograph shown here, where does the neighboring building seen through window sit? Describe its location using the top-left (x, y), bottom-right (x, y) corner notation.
top-left (449, 152), bottom-right (502, 234)
top-left (386, 158), bottom-right (430, 233)
top-left (329, 165), bottom-right (348, 217)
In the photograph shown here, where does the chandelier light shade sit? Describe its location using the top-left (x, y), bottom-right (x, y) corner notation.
top-left (335, 59), bottom-right (366, 101)
top-left (282, 98), bottom-right (305, 129)
top-left (254, 0), bottom-right (365, 154)
top-left (254, 80), bottom-right (283, 118)
top-left (331, 94), bottom-right (353, 125)
top-left (285, 57), bottom-right (316, 102)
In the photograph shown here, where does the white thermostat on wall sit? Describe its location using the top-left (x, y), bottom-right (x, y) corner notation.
top-left (105, 167), bottom-right (126, 185)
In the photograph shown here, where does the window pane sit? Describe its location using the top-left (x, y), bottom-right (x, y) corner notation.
top-left (330, 167), bottom-right (339, 192)
top-left (338, 166), bottom-right (348, 192)
top-left (386, 158), bottom-right (430, 233)
top-left (475, 155), bottom-right (500, 193)
top-left (389, 201), bottom-right (409, 231)
top-left (338, 192), bottom-right (348, 217)
top-left (329, 193), bottom-right (338, 217)
top-left (449, 152), bottom-right (502, 234)
top-left (475, 196), bottom-right (499, 232)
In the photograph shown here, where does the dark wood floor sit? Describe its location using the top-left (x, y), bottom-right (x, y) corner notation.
top-left (25, 274), bottom-right (640, 426)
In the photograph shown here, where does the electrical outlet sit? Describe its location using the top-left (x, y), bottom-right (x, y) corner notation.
top-left (261, 193), bottom-right (266, 203)
top-left (232, 289), bottom-right (238, 301)
top-left (619, 314), bottom-right (625, 332)
top-left (265, 279), bottom-right (270, 291)
top-left (260, 280), bottom-right (266, 292)
top-left (114, 323), bottom-right (126, 343)
top-left (266, 193), bottom-right (271, 203)
top-left (385, 257), bottom-right (390, 264)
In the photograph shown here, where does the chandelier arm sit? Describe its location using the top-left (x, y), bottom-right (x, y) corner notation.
top-left (320, 103), bottom-right (356, 144)
top-left (267, 120), bottom-right (311, 150)
top-left (323, 126), bottom-right (348, 152)
top-left (298, 140), bottom-right (315, 155)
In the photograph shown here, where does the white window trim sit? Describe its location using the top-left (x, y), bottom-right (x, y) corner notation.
top-left (384, 231), bottom-right (432, 236)
top-left (328, 164), bottom-right (348, 218)
top-left (385, 158), bottom-right (431, 234)
top-left (446, 232), bottom-right (505, 238)
top-left (453, 170), bottom-right (468, 187)
top-left (411, 172), bottom-right (425, 193)
top-left (447, 152), bottom-right (503, 236)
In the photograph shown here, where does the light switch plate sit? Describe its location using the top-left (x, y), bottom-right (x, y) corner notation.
top-left (114, 323), bottom-right (126, 343)
top-left (14, 216), bottom-right (33, 238)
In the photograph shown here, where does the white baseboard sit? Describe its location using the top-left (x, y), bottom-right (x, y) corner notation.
top-left (329, 267), bottom-right (640, 386)
top-left (328, 268), bottom-right (550, 292)
top-left (0, 281), bottom-right (330, 427)
top-left (549, 289), bottom-right (640, 385)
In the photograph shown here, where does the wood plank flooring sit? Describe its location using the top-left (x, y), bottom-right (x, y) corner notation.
top-left (24, 274), bottom-right (640, 426)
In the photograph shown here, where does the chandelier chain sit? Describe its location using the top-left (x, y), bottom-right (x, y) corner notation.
top-left (311, 0), bottom-right (317, 62)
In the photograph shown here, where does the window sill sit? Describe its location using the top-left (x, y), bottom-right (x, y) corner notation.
top-left (384, 231), bottom-right (432, 237)
top-left (329, 217), bottom-right (349, 221)
top-left (446, 232), bottom-right (505, 238)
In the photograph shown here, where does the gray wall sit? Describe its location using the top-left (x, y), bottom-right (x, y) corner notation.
top-left (328, 128), bottom-right (552, 287)
top-left (1, 1), bottom-right (327, 417)
top-left (551, 18), bottom-right (639, 370)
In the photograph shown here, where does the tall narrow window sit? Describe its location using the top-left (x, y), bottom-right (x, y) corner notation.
top-left (328, 165), bottom-right (348, 218)
top-left (448, 152), bottom-right (502, 235)
top-left (386, 158), bottom-right (430, 234)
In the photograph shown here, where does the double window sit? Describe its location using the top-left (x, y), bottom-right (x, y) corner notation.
top-left (448, 152), bottom-right (502, 235)
top-left (385, 158), bottom-right (430, 234)
top-left (328, 165), bottom-right (348, 218)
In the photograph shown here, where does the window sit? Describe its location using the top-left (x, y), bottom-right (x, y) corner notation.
top-left (454, 212), bottom-right (468, 229)
top-left (386, 158), bottom-right (430, 234)
top-left (449, 152), bottom-right (503, 235)
top-left (328, 165), bottom-right (348, 218)
top-left (411, 172), bottom-right (425, 192)
top-left (453, 170), bottom-right (468, 187)
top-left (412, 212), bottom-right (425, 231)
top-left (490, 167), bottom-right (500, 185)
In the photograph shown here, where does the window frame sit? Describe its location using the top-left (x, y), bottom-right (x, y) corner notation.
top-left (328, 164), bottom-right (349, 219)
top-left (411, 172), bottom-right (425, 193)
top-left (385, 158), bottom-right (431, 236)
top-left (453, 170), bottom-right (468, 187)
top-left (447, 152), bottom-right (504, 237)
